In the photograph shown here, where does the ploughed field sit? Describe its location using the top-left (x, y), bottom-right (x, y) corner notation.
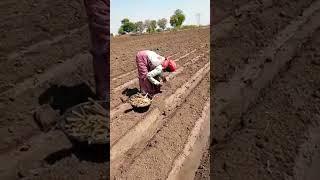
top-left (0, 0), bottom-right (210, 177)
top-left (208, 0), bottom-right (320, 180)
top-left (1, 0), bottom-right (320, 179)
top-left (110, 26), bottom-right (210, 180)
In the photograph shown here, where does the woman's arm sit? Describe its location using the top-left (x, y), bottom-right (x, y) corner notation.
top-left (147, 65), bottom-right (163, 85)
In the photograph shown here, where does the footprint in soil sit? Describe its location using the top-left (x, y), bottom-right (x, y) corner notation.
top-left (44, 142), bottom-right (109, 164)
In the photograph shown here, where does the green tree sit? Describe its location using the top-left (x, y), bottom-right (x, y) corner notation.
top-left (118, 26), bottom-right (125, 35)
top-left (150, 20), bottom-right (157, 32)
top-left (135, 21), bottom-right (145, 33)
top-left (122, 22), bottom-right (136, 33)
top-left (144, 20), bottom-right (152, 33)
top-left (145, 20), bottom-right (157, 33)
top-left (121, 18), bottom-right (130, 25)
top-left (119, 18), bottom-right (136, 33)
top-left (170, 9), bottom-right (186, 28)
top-left (157, 18), bottom-right (167, 30)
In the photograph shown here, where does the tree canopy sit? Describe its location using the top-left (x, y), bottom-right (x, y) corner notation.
top-left (118, 26), bottom-right (125, 35)
top-left (135, 21), bottom-right (145, 33)
top-left (118, 18), bottom-right (136, 34)
top-left (170, 9), bottom-right (186, 28)
top-left (145, 19), bottom-right (157, 33)
top-left (150, 20), bottom-right (157, 32)
top-left (157, 18), bottom-right (167, 30)
top-left (117, 12), bottom-right (190, 35)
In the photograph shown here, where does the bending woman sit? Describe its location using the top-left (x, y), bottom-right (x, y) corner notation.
top-left (136, 50), bottom-right (177, 96)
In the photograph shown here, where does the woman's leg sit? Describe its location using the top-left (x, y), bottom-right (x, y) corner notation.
top-left (84, 0), bottom-right (109, 101)
top-left (136, 52), bottom-right (155, 95)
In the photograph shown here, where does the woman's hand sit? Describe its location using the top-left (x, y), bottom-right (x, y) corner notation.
top-left (161, 76), bottom-right (167, 83)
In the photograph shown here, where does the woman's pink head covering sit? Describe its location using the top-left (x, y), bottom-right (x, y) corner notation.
top-left (162, 57), bottom-right (177, 72)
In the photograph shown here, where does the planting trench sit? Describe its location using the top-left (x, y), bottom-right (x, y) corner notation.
top-left (0, 26), bottom-right (208, 147)
top-left (212, 24), bottom-right (320, 180)
top-left (213, 0), bottom-right (320, 145)
top-left (110, 46), bottom-right (207, 93)
top-left (0, 24), bottom-right (90, 92)
top-left (0, 0), bottom-right (89, 89)
top-left (209, 0), bottom-right (320, 179)
top-left (110, 28), bottom-right (209, 78)
top-left (1, 0), bottom-right (318, 179)
top-left (0, 0), bottom-right (212, 178)
top-left (110, 46), bottom-right (208, 87)
top-left (111, 68), bottom-right (210, 179)
top-left (0, 0), bottom-right (289, 177)
top-left (187, 0), bottom-right (320, 178)
top-left (110, 53), bottom-right (209, 144)
top-left (212, 0), bottom-right (314, 82)
top-left (109, 1), bottom-right (318, 179)
top-left (0, 26), bottom-right (209, 179)
top-left (110, 49), bottom-right (210, 114)
top-left (110, 61), bottom-right (210, 176)
top-left (167, 101), bottom-right (210, 180)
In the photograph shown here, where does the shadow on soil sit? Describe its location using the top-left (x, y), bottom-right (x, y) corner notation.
top-left (38, 83), bottom-right (109, 164)
top-left (38, 83), bottom-right (96, 114)
top-left (124, 107), bottom-right (150, 113)
top-left (122, 88), bottom-right (139, 97)
top-left (44, 142), bottom-right (110, 164)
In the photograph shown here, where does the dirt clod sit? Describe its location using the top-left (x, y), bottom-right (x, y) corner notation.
top-left (36, 69), bottom-right (43, 74)
top-left (8, 128), bottom-right (13, 134)
top-left (17, 171), bottom-right (25, 178)
top-left (311, 60), bottom-right (320, 66)
top-left (279, 11), bottom-right (287, 17)
top-left (265, 57), bottom-right (273, 63)
top-left (34, 104), bottom-right (58, 132)
top-left (19, 144), bottom-right (30, 152)
top-left (256, 141), bottom-right (264, 149)
top-left (234, 8), bottom-right (242, 18)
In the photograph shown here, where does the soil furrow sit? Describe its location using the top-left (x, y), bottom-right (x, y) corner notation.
top-left (111, 51), bottom-right (209, 116)
top-left (0, 0), bottom-right (87, 56)
top-left (212, 23), bottom-right (320, 180)
top-left (0, 53), bottom-right (95, 154)
top-left (213, 0), bottom-right (314, 82)
top-left (213, 2), bottom-right (320, 143)
top-left (111, 49), bottom-right (208, 91)
top-left (110, 45), bottom-right (208, 83)
top-left (110, 47), bottom-right (207, 89)
top-left (110, 59), bottom-right (209, 146)
top-left (0, 27), bottom-right (209, 159)
top-left (0, 130), bottom-right (72, 179)
top-left (194, 146), bottom-right (210, 180)
top-left (110, 63), bottom-right (209, 176)
top-left (167, 101), bottom-right (210, 180)
top-left (7, 25), bottom-right (88, 61)
top-left (110, 50), bottom-right (210, 118)
top-left (110, 28), bottom-right (209, 77)
top-left (110, 51), bottom-right (209, 109)
top-left (110, 67), bottom-right (185, 119)
top-left (0, 28), bottom-right (90, 89)
top-left (110, 46), bottom-right (196, 81)
top-left (115, 73), bottom-right (209, 180)
top-left (0, 53), bottom-right (92, 99)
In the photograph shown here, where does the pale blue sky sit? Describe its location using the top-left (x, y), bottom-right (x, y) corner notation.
top-left (110, 0), bottom-right (210, 34)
